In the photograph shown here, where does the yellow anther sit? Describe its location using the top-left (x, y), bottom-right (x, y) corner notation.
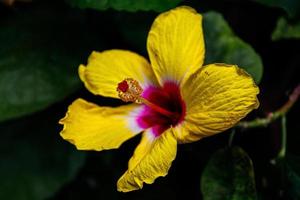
top-left (117, 78), bottom-right (143, 103)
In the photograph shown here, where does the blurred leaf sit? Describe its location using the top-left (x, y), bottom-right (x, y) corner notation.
top-left (254, 0), bottom-right (300, 18)
top-left (203, 12), bottom-right (263, 84)
top-left (286, 155), bottom-right (300, 199)
top-left (65, 0), bottom-right (181, 12)
top-left (272, 17), bottom-right (300, 40)
top-left (0, 109), bottom-right (85, 200)
top-left (116, 11), bottom-right (263, 84)
top-left (113, 12), bottom-right (153, 54)
top-left (201, 146), bottom-right (257, 200)
top-left (0, 3), bottom-right (104, 122)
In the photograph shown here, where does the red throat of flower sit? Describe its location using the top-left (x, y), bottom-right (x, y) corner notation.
top-left (117, 78), bottom-right (186, 136)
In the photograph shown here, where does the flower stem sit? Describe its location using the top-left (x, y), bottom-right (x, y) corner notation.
top-left (236, 84), bottom-right (300, 129)
top-left (278, 115), bottom-right (287, 160)
top-left (228, 129), bottom-right (236, 147)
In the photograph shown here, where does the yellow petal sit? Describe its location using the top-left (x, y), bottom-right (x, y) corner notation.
top-left (59, 98), bottom-right (143, 151)
top-left (147, 6), bottom-right (205, 85)
top-left (173, 122), bottom-right (202, 143)
top-left (176, 63), bottom-right (259, 143)
top-left (79, 50), bottom-right (157, 98)
top-left (117, 128), bottom-right (177, 192)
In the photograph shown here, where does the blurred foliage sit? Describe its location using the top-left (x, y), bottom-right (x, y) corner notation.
top-left (203, 12), bottom-right (263, 84)
top-left (272, 17), bottom-right (300, 40)
top-left (0, 108), bottom-right (85, 200)
top-left (65, 0), bottom-right (181, 12)
top-left (201, 147), bottom-right (257, 200)
top-left (0, 2), bottom-right (105, 122)
top-left (254, 0), bottom-right (300, 18)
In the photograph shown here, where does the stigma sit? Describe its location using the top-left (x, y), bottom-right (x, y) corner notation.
top-left (117, 78), bottom-right (143, 103)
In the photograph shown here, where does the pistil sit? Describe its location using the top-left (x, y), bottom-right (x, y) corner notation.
top-left (117, 78), bottom-right (178, 118)
top-left (139, 97), bottom-right (177, 118)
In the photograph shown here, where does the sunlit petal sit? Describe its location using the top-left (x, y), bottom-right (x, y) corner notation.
top-left (147, 6), bottom-right (205, 85)
top-left (177, 63), bottom-right (259, 143)
top-left (79, 50), bottom-right (157, 98)
top-left (59, 98), bottom-right (143, 150)
top-left (117, 128), bottom-right (177, 192)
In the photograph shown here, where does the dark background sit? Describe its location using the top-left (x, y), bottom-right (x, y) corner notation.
top-left (0, 0), bottom-right (299, 199)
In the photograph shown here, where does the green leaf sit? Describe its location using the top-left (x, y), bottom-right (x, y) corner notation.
top-left (65, 0), bottom-right (181, 12)
top-left (0, 111), bottom-right (85, 200)
top-left (201, 147), bottom-right (257, 200)
top-left (0, 3), bottom-right (104, 122)
top-left (254, 0), bottom-right (300, 18)
top-left (272, 17), bottom-right (300, 40)
top-left (203, 12), bottom-right (263, 84)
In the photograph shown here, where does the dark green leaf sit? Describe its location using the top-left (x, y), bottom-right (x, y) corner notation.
top-left (272, 17), bottom-right (300, 40)
top-left (113, 12), bottom-right (153, 54)
top-left (203, 12), bottom-right (263, 84)
top-left (201, 147), bottom-right (257, 200)
top-left (254, 0), bottom-right (300, 18)
top-left (0, 3), bottom-right (104, 122)
top-left (65, 0), bottom-right (181, 12)
top-left (0, 110), bottom-right (85, 200)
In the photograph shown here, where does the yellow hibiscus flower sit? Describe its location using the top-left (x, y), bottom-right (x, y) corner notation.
top-left (59, 6), bottom-right (259, 192)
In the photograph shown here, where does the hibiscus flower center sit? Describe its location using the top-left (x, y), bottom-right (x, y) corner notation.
top-left (117, 79), bottom-right (186, 137)
top-left (138, 82), bottom-right (186, 136)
